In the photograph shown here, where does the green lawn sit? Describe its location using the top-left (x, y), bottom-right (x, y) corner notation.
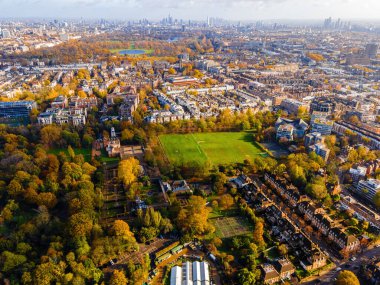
top-left (99, 149), bottom-right (120, 164)
top-left (159, 132), bottom-right (267, 166)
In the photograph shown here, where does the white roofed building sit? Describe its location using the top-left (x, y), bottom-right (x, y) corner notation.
top-left (170, 261), bottom-right (210, 285)
top-left (170, 266), bottom-right (182, 285)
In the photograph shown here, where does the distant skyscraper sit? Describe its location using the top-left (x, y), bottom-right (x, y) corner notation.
top-left (1, 29), bottom-right (11, 39)
top-left (323, 17), bottom-right (332, 29)
top-left (335, 18), bottom-right (341, 29)
top-left (365, 43), bottom-right (378, 59)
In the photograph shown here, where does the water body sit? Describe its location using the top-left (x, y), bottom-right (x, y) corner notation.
top-left (118, 49), bottom-right (146, 55)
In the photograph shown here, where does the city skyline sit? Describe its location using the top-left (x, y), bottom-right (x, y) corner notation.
top-left (1, 0), bottom-right (380, 21)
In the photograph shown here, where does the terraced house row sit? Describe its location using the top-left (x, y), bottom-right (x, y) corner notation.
top-left (246, 184), bottom-right (327, 275)
top-left (264, 173), bottom-right (360, 256)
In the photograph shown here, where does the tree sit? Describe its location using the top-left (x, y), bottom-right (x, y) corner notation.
top-left (237, 268), bottom-right (256, 285)
top-left (68, 145), bottom-right (75, 159)
top-left (110, 270), bottom-right (128, 285)
top-left (273, 164), bottom-right (286, 176)
top-left (82, 162), bottom-right (97, 175)
top-left (335, 270), bottom-right (360, 285)
top-left (168, 67), bottom-right (176, 75)
top-left (118, 157), bottom-right (140, 188)
top-left (7, 180), bottom-right (24, 197)
top-left (325, 135), bottom-right (337, 150)
top-left (177, 196), bottom-right (212, 237)
top-left (139, 227), bottom-right (159, 243)
top-left (219, 194), bottom-right (234, 210)
top-left (68, 213), bottom-right (93, 238)
top-left (0, 251), bottom-right (27, 273)
top-left (211, 200), bottom-right (219, 210)
top-left (278, 244), bottom-right (288, 256)
top-left (112, 220), bottom-right (136, 242)
top-left (212, 237), bottom-right (223, 248)
top-left (298, 106), bottom-right (308, 118)
top-left (373, 191), bottom-right (380, 209)
top-left (82, 134), bottom-right (94, 147)
top-left (303, 223), bottom-right (313, 232)
top-left (212, 172), bottom-right (227, 194)
top-left (307, 52), bottom-right (325, 62)
top-left (34, 260), bottom-right (66, 285)
top-left (193, 69), bottom-right (204, 79)
top-left (348, 115), bottom-right (360, 125)
top-left (160, 218), bottom-right (173, 234)
top-left (40, 125), bottom-right (62, 147)
top-left (36, 192), bottom-right (57, 208)
top-left (121, 129), bottom-right (134, 142)
top-left (305, 176), bottom-right (328, 200)
top-left (252, 220), bottom-right (265, 248)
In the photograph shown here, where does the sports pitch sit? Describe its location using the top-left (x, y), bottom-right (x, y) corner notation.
top-left (159, 132), bottom-right (267, 166)
top-left (212, 216), bottom-right (253, 238)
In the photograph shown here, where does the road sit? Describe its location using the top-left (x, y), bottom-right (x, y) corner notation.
top-left (302, 246), bottom-right (380, 284)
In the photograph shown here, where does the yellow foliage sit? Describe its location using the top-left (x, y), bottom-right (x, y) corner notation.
top-left (118, 157), bottom-right (140, 187)
top-left (307, 52), bottom-right (325, 62)
top-left (112, 220), bottom-right (135, 241)
top-left (352, 65), bottom-right (374, 73)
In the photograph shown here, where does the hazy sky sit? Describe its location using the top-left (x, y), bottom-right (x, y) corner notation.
top-left (1, 0), bottom-right (380, 20)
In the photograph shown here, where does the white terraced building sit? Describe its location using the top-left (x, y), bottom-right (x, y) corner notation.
top-left (357, 179), bottom-right (380, 202)
top-left (170, 261), bottom-right (210, 285)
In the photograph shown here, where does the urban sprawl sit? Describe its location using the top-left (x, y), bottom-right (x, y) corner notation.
top-left (1, 16), bottom-right (380, 285)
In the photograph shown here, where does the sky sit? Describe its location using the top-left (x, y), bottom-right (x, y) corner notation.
top-left (1, 0), bottom-right (380, 21)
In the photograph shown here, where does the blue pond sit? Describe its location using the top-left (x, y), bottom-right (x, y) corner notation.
top-left (119, 49), bottom-right (146, 55)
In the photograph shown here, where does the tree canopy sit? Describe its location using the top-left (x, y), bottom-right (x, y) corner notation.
top-left (335, 270), bottom-right (360, 285)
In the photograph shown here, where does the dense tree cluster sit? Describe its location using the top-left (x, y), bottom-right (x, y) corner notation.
top-left (0, 125), bottom-right (140, 284)
top-left (7, 33), bottom-right (193, 64)
top-left (135, 207), bottom-right (173, 243)
top-left (177, 196), bottom-right (214, 239)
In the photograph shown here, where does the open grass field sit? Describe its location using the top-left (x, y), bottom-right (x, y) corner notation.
top-left (159, 132), bottom-right (267, 166)
top-left (211, 216), bottom-right (253, 238)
